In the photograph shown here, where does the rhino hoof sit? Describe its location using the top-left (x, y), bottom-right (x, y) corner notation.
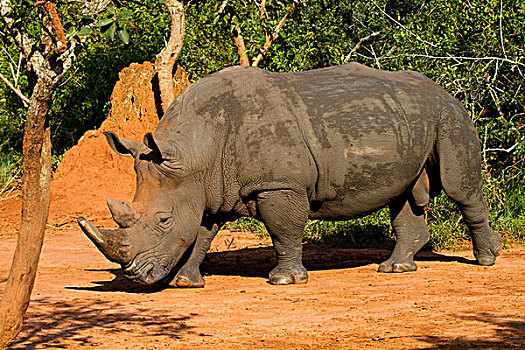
top-left (476, 256), bottom-right (496, 266)
top-left (473, 232), bottom-right (502, 266)
top-left (269, 273), bottom-right (308, 285)
top-left (174, 275), bottom-right (205, 288)
top-left (173, 268), bottom-right (205, 288)
top-left (269, 266), bottom-right (308, 285)
top-left (378, 260), bottom-right (417, 273)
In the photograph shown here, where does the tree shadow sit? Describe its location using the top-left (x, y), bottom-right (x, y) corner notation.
top-left (10, 297), bottom-right (196, 349)
top-left (414, 313), bottom-right (525, 349)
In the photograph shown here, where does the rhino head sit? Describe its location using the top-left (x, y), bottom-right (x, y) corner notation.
top-left (78, 131), bottom-right (204, 285)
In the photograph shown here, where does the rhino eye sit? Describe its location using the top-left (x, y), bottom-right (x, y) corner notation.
top-left (154, 212), bottom-right (173, 228)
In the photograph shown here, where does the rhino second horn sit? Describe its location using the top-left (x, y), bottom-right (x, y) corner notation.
top-left (107, 198), bottom-right (140, 228)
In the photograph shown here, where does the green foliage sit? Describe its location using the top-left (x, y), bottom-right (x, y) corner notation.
top-left (223, 217), bottom-right (268, 239)
top-left (303, 210), bottom-right (394, 249)
top-left (0, 151), bottom-right (21, 196)
top-left (46, 0), bottom-right (173, 155)
top-left (96, 6), bottom-right (133, 43)
top-left (222, 210), bottom-right (395, 249)
top-left (0, 0), bottom-right (523, 249)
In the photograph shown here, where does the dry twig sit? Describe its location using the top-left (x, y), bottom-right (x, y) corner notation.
top-left (343, 31), bottom-right (384, 63)
top-left (252, 1), bottom-right (298, 67)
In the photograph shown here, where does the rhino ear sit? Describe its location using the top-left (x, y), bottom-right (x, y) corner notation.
top-left (143, 133), bottom-right (181, 162)
top-left (104, 131), bottom-right (141, 158)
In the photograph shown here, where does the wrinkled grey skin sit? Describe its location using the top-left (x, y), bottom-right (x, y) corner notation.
top-left (78, 63), bottom-right (502, 287)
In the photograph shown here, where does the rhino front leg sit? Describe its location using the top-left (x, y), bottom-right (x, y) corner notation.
top-left (378, 197), bottom-right (429, 273)
top-left (173, 223), bottom-right (219, 288)
top-left (257, 190), bottom-right (309, 285)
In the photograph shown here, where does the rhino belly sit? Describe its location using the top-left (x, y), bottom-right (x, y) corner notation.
top-left (307, 124), bottom-right (432, 220)
top-left (308, 165), bottom-right (420, 221)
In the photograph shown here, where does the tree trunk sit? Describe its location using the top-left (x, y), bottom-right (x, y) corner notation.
top-left (0, 78), bottom-right (53, 349)
top-left (154, 0), bottom-right (185, 113)
top-left (232, 26), bottom-right (250, 66)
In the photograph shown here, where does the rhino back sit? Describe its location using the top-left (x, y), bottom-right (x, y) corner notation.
top-left (271, 64), bottom-right (443, 217)
top-left (157, 64), bottom-right (449, 218)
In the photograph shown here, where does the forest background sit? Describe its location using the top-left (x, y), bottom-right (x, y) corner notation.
top-left (0, 0), bottom-right (523, 250)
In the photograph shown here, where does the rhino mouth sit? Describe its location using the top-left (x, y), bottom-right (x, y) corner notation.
top-left (123, 252), bottom-right (174, 285)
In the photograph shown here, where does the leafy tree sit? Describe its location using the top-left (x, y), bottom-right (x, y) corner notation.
top-left (0, 0), bottom-right (118, 346)
top-left (0, 0), bottom-right (186, 345)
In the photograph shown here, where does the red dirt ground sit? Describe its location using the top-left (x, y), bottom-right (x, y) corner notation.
top-left (1, 197), bottom-right (524, 349)
top-left (1, 62), bottom-right (523, 348)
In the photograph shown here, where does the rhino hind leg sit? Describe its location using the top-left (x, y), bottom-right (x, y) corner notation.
top-left (173, 223), bottom-right (219, 288)
top-left (439, 172), bottom-right (502, 266)
top-left (378, 195), bottom-right (430, 273)
top-left (257, 190), bottom-right (309, 285)
top-left (436, 113), bottom-right (502, 265)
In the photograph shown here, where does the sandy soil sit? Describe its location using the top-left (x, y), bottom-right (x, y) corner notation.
top-left (0, 198), bottom-right (524, 349)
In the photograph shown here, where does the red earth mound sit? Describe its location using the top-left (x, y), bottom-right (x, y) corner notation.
top-left (49, 62), bottom-right (158, 228)
top-left (48, 62), bottom-right (189, 229)
top-left (0, 62), bottom-right (189, 235)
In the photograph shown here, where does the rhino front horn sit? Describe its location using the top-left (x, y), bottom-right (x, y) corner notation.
top-left (78, 217), bottom-right (131, 264)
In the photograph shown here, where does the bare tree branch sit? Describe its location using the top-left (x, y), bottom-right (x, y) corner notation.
top-left (252, 1), bottom-right (297, 67)
top-left (343, 30), bottom-right (384, 63)
top-left (37, 1), bottom-right (67, 53)
top-left (260, 0), bottom-right (267, 19)
top-left (499, 0), bottom-right (507, 59)
top-left (218, 0), bottom-right (229, 13)
top-left (0, 72), bottom-right (29, 105)
top-left (1, 46), bottom-right (17, 83)
top-left (485, 136), bottom-right (524, 153)
top-left (379, 53), bottom-right (525, 68)
top-left (369, 45), bottom-right (381, 69)
top-left (232, 26), bottom-right (250, 66)
top-left (219, 4), bottom-right (250, 66)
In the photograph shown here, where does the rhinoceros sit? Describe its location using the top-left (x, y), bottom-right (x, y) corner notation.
top-left (78, 63), bottom-right (502, 287)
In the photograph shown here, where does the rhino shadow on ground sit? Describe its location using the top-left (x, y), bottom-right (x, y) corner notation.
top-left (66, 269), bottom-right (177, 293)
top-left (10, 297), bottom-right (196, 349)
top-left (71, 244), bottom-right (477, 293)
top-left (200, 244), bottom-right (477, 278)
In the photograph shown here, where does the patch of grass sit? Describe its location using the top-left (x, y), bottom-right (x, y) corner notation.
top-left (223, 217), bottom-right (268, 239)
top-left (0, 152), bottom-right (22, 198)
top-left (303, 210), bottom-right (394, 249)
top-left (0, 151), bottom-right (62, 199)
top-left (223, 210), bottom-right (395, 249)
top-left (424, 193), bottom-right (471, 251)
